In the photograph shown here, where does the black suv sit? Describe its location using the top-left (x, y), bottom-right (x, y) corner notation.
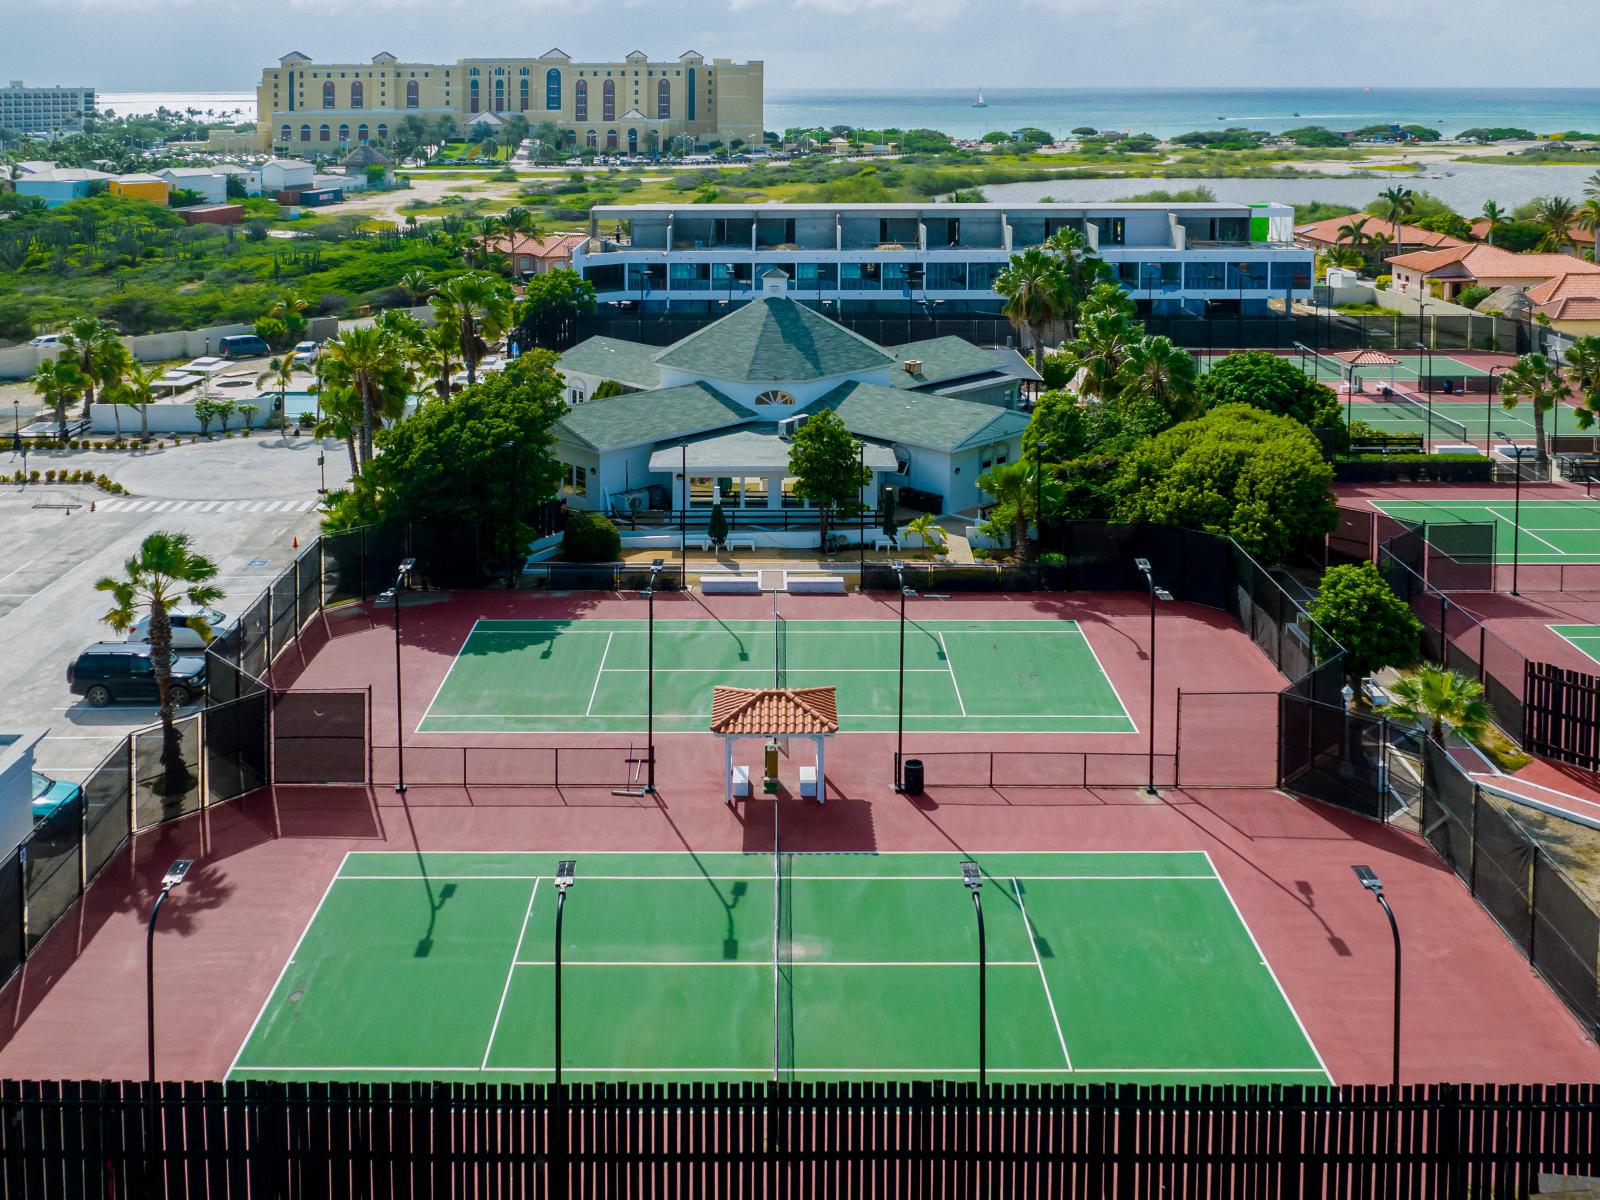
top-left (67, 643), bottom-right (207, 708)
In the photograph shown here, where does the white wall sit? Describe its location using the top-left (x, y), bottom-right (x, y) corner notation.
top-left (0, 731), bottom-right (45, 856)
top-left (89, 398), bottom-right (276, 435)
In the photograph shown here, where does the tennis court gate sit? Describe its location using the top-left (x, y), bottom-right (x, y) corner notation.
top-left (1524, 662), bottom-right (1600, 775)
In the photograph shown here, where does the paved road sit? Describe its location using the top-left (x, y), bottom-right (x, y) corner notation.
top-left (0, 435), bottom-right (352, 782)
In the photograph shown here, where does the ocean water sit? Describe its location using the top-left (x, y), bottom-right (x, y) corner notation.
top-left (768, 87), bottom-right (1600, 142)
top-left (99, 92), bottom-right (256, 120)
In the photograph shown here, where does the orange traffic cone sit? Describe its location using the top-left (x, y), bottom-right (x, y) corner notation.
top-left (89, 501), bottom-right (96, 513)
top-left (292, 535), bottom-right (299, 549)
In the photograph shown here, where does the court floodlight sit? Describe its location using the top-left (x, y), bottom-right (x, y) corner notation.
top-left (1351, 864), bottom-right (1383, 895)
top-left (556, 859), bottom-right (577, 891)
top-left (162, 859), bottom-right (192, 890)
top-left (376, 589), bottom-right (395, 604)
top-left (398, 557), bottom-right (416, 576)
top-left (961, 861), bottom-right (982, 892)
top-left (1155, 587), bottom-right (1174, 602)
top-left (1134, 557), bottom-right (1152, 574)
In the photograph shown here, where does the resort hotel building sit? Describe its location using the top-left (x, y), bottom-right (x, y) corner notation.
top-left (255, 49), bottom-right (762, 154)
top-left (574, 202), bottom-right (1315, 317)
top-left (0, 81), bottom-right (97, 136)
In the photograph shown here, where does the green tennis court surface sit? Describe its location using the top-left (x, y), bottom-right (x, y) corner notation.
top-left (1550, 625), bottom-right (1600, 667)
top-left (227, 851), bottom-right (1331, 1086)
top-left (1345, 398), bottom-right (1549, 442)
top-left (1372, 499), bottom-right (1600, 564)
top-left (417, 619), bottom-right (1135, 734)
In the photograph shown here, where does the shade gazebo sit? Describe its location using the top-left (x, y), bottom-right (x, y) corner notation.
top-left (710, 686), bottom-right (838, 807)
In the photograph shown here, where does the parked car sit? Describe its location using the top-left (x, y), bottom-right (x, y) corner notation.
top-left (218, 334), bottom-right (271, 359)
top-left (29, 333), bottom-right (63, 348)
top-left (291, 340), bottom-right (320, 366)
top-left (126, 604), bottom-right (229, 650)
top-left (67, 643), bottom-right (207, 708)
top-left (31, 770), bottom-right (83, 822)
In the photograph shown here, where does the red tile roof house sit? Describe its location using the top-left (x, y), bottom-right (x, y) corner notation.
top-left (489, 232), bottom-right (588, 278)
top-left (1293, 212), bottom-right (1468, 263)
top-left (1524, 271), bottom-right (1600, 332)
top-left (1385, 244), bottom-right (1600, 302)
top-left (1469, 218), bottom-right (1596, 256)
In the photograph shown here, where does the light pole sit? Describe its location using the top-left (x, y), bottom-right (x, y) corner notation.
top-left (644, 559), bottom-right (664, 794)
top-left (1487, 364), bottom-right (1508, 454)
top-left (960, 861), bottom-right (986, 1089)
top-left (1497, 431), bottom-right (1523, 595)
top-left (1352, 865), bottom-right (1401, 1091)
top-left (10, 399), bottom-right (19, 457)
top-left (502, 438), bottom-right (519, 590)
top-left (1414, 340), bottom-right (1434, 453)
top-left (553, 859), bottom-right (576, 1086)
top-left (377, 557), bottom-right (417, 793)
top-left (891, 561), bottom-right (915, 791)
top-left (1134, 558), bottom-right (1173, 797)
top-left (858, 442), bottom-right (867, 576)
top-left (146, 857), bottom-right (192, 1182)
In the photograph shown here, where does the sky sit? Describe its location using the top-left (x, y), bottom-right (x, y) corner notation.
top-left (6, 0), bottom-right (1600, 92)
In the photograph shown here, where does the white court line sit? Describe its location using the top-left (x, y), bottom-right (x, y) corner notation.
top-left (231, 1063), bottom-right (1332, 1077)
top-left (595, 667), bottom-right (952, 674)
top-left (936, 632), bottom-right (967, 717)
top-left (420, 711), bottom-right (1139, 722)
top-left (1203, 851), bottom-right (1334, 1086)
top-left (340, 873), bottom-right (1221, 883)
top-left (1013, 878), bottom-right (1073, 1071)
top-left (414, 617), bottom-right (484, 731)
top-left (1489, 511), bottom-right (1564, 555)
top-left (481, 877), bottom-right (541, 1069)
top-left (510, 960), bottom-right (1041, 968)
top-left (1072, 625), bottom-right (1137, 732)
top-left (585, 631), bottom-right (614, 716)
top-left (226, 850), bottom-right (352, 1081)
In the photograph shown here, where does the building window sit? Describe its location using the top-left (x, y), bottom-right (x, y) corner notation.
top-left (494, 77), bottom-right (505, 112)
top-left (338, 123), bottom-right (349, 142)
top-left (299, 124), bottom-right (311, 142)
top-left (575, 79), bottom-right (587, 121)
top-left (358, 124), bottom-right (369, 143)
top-left (606, 129), bottom-right (618, 150)
top-left (754, 390), bottom-right (796, 406)
top-left (350, 80), bottom-right (363, 109)
top-left (322, 81), bottom-right (335, 108)
top-left (319, 124), bottom-right (331, 142)
top-left (657, 78), bottom-right (671, 119)
top-left (628, 128), bottom-right (637, 154)
top-left (546, 68), bottom-right (561, 110)
top-left (406, 79), bottom-right (419, 109)
top-left (1183, 261), bottom-right (1227, 290)
top-left (520, 77), bottom-right (529, 111)
top-left (687, 67), bottom-right (696, 120)
top-left (376, 123), bottom-right (388, 142)
top-left (586, 129), bottom-right (597, 148)
top-left (280, 124), bottom-right (291, 143)
top-left (561, 463), bottom-right (588, 496)
top-left (469, 78), bottom-right (479, 112)
top-left (602, 79), bottom-right (615, 122)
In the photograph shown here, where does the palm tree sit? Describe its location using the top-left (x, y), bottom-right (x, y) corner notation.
top-left (108, 361), bottom-right (163, 444)
top-left (1499, 352), bottom-right (1569, 466)
top-left (1041, 226), bottom-right (1107, 339)
top-left (1322, 246), bottom-right (1365, 272)
top-left (1585, 170), bottom-right (1600, 201)
top-left (498, 205), bottom-right (540, 274)
top-left (1381, 665), bottom-right (1492, 748)
top-left (903, 514), bottom-right (946, 553)
top-left (1577, 199), bottom-right (1600, 261)
top-left (431, 272), bottom-right (513, 386)
top-left (311, 382), bottom-right (363, 478)
top-left (413, 322), bottom-right (461, 401)
top-left (1071, 310), bottom-right (1141, 401)
top-left (31, 356), bottom-right (86, 443)
top-left (58, 316), bottom-right (123, 420)
top-left (1118, 335), bottom-right (1202, 421)
top-left (1376, 186), bottom-right (1415, 258)
top-left (1563, 336), bottom-right (1600, 429)
top-left (397, 269), bottom-right (436, 307)
top-left (994, 247), bottom-right (1066, 371)
top-left (977, 460), bottom-right (1039, 562)
top-left (1479, 200), bottom-right (1507, 245)
top-left (95, 532), bottom-right (223, 799)
top-left (317, 325), bottom-right (413, 466)
top-left (1533, 195), bottom-right (1579, 253)
top-left (256, 354), bottom-right (296, 420)
top-left (1336, 216), bottom-right (1371, 249)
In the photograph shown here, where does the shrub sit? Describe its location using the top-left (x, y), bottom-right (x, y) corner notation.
top-left (1457, 285), bottom-right (1493, 311)
top-left (1036, 551), bottom-right (1067, 568)
top-left (44, 469), bottom-right (55, 482)
top-left (562, 511), bottom-right (622, 562)
top-left (1375, 274), bottom-right (1392, 290)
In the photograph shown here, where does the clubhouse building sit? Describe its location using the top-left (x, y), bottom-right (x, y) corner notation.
top-left (552, 285), bottom-right (1040, 525)
top-left (256, 49), bottom-right (762, 155)
top-left (574, 201), bottom-right (1315, 317)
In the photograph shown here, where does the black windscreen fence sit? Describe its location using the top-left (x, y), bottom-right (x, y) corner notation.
top-left (21, 797), bottom-right (80, 953)
top-left (132, 716), bottom-right (203, 833)
top-left (269, 568), bottom-right (298, 661)
top-left (207, 693), bottom-right (271, 805)
top-left (1422, 741), bottom-right (1600, 1040)
top-left (1277, 696), bottom-right (1393, 821)
top-left (0, 852), bottom-right (19, 985)
top-left (1424, 521), bottom-right (1496, 592)
top-left (238, 591), bottom-right (271, 685)
top-left (272, 690), bottom-right (369, 785)
top-left (81, 742), bottom-right (131, 882)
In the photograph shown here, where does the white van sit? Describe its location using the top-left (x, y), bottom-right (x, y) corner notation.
top-left (127, 605), bottom-right (230, 650)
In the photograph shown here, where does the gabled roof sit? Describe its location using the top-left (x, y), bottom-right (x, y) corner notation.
top-left (541, 48), bottom-right (571, 60)
top-left (1341, 349), bottom-right (1401, 367)
top-left (654, 297), bottom-right (895, 384)
top-left (553, 382), bottom-right (748, 452)
top-left (557, 335), bottom-right (663, 389)
top-left (1527, 271), bottom-right (1600, 320)
top-left (889, 336), bottom-right (1005, 389)
top-left (647, 428), bottom-right (898, 474)
top-left (619, 108), bottom-right (648, 120)
top-left (626, 50), bottom-right (649, 61)
top-left (1292, 212), bottom-right (1468, 252)
top-left (800, 380), bottom-right (1030, 453)
top-left (340, 144), bottom-right (394, 169)
top-left (1388, 244), bottom-right (1600, 279)
top-left (279, 51), bottom-right (312, 63)
top-left (710, 687), bottom-right (838, 736)
top-left (372, 51), bottom-right (398, 63)
top-left (679, 50), bottom-right (704, 61)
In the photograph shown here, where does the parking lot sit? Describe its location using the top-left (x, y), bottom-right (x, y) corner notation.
top-left (0, 432), bottom-right (348, 782)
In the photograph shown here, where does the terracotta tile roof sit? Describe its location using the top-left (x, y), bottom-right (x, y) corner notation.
top-left (1387, 244), bottom-right (1600, 279)
top-left (1340, 350), bottom-right (1401, 367)
top-left (1545, 299), bottom-right (1600, 321)
top-left (710, 687), bottom-right (839, 736)
top-left (1526, 271), bottom-right (1600, 306)
top-left (491, 232), bottom-right (587, 259)
top-left (1292, 213), bottom-right (1468, 251)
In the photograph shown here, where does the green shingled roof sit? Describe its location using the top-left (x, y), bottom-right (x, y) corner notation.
top-left (556, 336), bottom-right (662, 390)
top-left (553, 382), bottom-right (750, 452)
top-left (653, 297), bottom-right (895, 383)
top-left (800, 381), bottom-right (1030, 453)
top-left (889, 337), bottom-right (1004, 389)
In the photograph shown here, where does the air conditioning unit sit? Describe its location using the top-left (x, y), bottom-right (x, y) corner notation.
top-left (903, 359), bottom-right (923, 375)
top-left (778, 414), bottom-right (810, 439)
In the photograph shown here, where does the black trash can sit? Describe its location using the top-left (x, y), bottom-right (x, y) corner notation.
top-left (903, 758), bottom-right (924, 795)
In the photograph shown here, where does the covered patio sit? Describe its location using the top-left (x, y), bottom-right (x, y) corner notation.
top-left (710, 685), bottom-right (839, 807)
top-left (650, 429), bottom-right (900, 513)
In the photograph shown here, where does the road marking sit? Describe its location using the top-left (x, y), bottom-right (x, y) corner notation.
top-left (0, 560), bottom-right (35, 587)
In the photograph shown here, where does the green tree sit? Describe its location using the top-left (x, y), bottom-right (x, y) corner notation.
top-left (1532, 195), bottom-right (1579, 252)
top-left (1382, 665), bottom-right (1493, 747)
top-left (1307, 562), bottom-right (1422, 694)
top-left (1479, 200), bottom-right (1506, 245)
top-left (515, 267), bottom-right (598, 325)
top-left (903, 514), bottom-right (946, 552)
top-left (1415, 211), bottom-right (1473, 240)
top-left (1376, 185), bottom-right (1415, 257)
top-left (256, 354), bottom-right (296, 418)
top-left (1041, 226), bottom-right (1108, 339)
top-left (94, 531), bottom-right (223, 799)
top-left (432, 271), bottom-right (513, 385)
top-left (1110, 404), bottom-right (1336, 562)
top-left (977, 460), bottom-right (1055, 563)
top-left (1198, 350), bottom-right (1341, 430)
top-left (562, 511), bottom-right (621, 562)
top-left (31, 355), bottom-right (85, 442)
top-left (214, 397), bottom-right (237, 433)
top-left (317, 324), bottom-right (413, 466)
top-left (311, 382), bottom-right (362, 477)
top-left (397, 269), bottom-right (436, 307)
top-left (1022, 389), bottom-right (1088, 465)
top-left (1564, 336), bottom-right (1600, 429)
top-left (192, 395), bottom-right (222, 436)
top-left (357, 355), bottom-right (567, 569)
top-left (107, 360), bottom-right (163, 443)
top-left (994, 247), bottom-right (1065, 370)
top-left (1498, 352), bottom-right (1568, 465)
top-left (59, 315), bottom-right (124, 421)
top-left (1070, 306), bottom-right (1142, 401)
top-left (590, 379), bottom-right (625, 401)
top-left (1117, 335), bottom-right (1201, 421)
top-left (787, 408), bottom-right (870, 549)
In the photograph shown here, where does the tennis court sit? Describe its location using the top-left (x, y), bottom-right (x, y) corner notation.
top-left (1548, 625), bottom-right (1600, 667)
top-left (227, 850), bottom-right (1332, 1087)
top-left (417, 618), bottom-right (1136, 734)
top-left (1345, 397), bottom-right (1550, 444)
top-left (1372, 499), bottom-right (1600, 564)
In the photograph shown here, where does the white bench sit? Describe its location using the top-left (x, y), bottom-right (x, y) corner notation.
top-left (732, 764), bottom-right (751, 798)
top-left (700, 535), bottom-right (758, 553)
top-left (785, 572), bottom-right (846, 595)
top-left (701, 573), bottom-right (763, 594)
top-left (799, 765), bottom-right (820, 801)
top-left (872, 533), bottom-right (896, 552)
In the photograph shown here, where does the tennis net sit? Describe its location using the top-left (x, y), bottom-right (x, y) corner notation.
top-left (1382, 392), bottom-right (1471, 441)
top-left (774, 612), bottom-right (786, 690)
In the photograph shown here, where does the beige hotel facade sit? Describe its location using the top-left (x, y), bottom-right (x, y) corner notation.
top-left (256, 49), bottom-right (763, 155)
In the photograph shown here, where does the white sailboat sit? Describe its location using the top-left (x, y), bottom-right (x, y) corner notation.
top-left (972, 87), bottom-right (988, 109)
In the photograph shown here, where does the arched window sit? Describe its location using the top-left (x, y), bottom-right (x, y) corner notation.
top-left (469, 78), bottom-right (480, 112)
top-left (279, 124), bottom-right (291, 143)
top-left (565, 129), bottom-right (577, 146)
top-left (357, 123), bottom-right (369, 143)
top-left (546, 68), bottom-right (561, 110)
top-left (606, 129), bottom-right (618, 150)
top-left (493, 77), bottom-right (505, 112)
top-left (376, 123), bottom-right (388, 142)
top-left (585, 129), bottom-right (597, 148)
top-left (657, 78), bottom-right (671, 119)
top-left (319, 123), bottom-right (331, 142)
top-left (338, 123), bottom-right (350, 142)
top-left (350, 80), bottom-right (364, 109)
top-left (406, 79), bottom-right (419, 109)
top-left (628, 128), bottom-right (638, 154)
top-left (754, 390), bottom-right (797, 406)
top-left (299, 124), bottom-right (311, 142)
top-left (602, 79), bottom-right (615, 122)
top-left (687, 67), bottom-right (696, 121)
top-left (574, 80), bottom-right (587, 121)
top-left (519, 77), bottom-right (529, 111)
top-left (322, 81), bottom-right (335, 108)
